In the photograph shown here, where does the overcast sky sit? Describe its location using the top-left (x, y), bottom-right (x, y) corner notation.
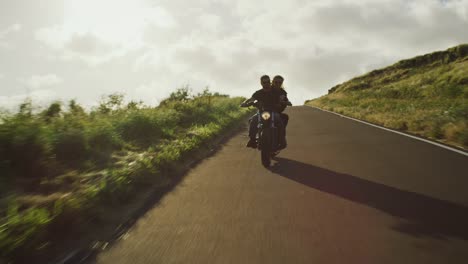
top-left (0, 0), bottom-right (467, 110)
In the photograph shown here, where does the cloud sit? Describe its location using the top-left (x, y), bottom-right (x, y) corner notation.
top-left (0, 89), bottom-right (56, 111)
top-left (0, 23), bottom-right (22, 48)
top-left (298, 0), bottom-right (467, 54)
top-left (22, 74), bottom-right (63, 90)
top-left (130, 81), bottom-right (175, 105)
top-left (3, 0), bottom-right (468, 108)
top-left (198, 14), bottom-right (222, 33)
top-left (169, 1), bottom-right (464, 102)
top-left (34, 2), bottom-right (176, 65)
top-left (0, 23), bottom-right (21, 38)
top-left (65, 33), bottom-right (113, 55)
top-left (35, 27), bottom-right (121, 65)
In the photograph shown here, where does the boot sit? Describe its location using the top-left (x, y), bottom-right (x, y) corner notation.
top-left (278, 135), bottom-right (287, 150)
top-left (246, 138), bottom-right (257, 148)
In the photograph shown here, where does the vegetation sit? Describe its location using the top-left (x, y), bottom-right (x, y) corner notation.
top-left (306, 44), bottom-right (468, 150)
top-left (0, 88), bottom-right (251, 261)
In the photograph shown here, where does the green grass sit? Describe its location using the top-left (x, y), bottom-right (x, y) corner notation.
top-left (0, 88), bottom-right (252, 261)
top-left (306, 44), bottom-right (468, 149)
top-left (0, 204), bottom-right (52, 255)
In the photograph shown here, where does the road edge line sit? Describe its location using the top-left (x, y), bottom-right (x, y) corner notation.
top-left (305, 105), bottom-right (468, 157)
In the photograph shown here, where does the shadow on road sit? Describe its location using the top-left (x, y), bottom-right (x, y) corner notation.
top-left (269, 157), bottom-right (468, 240)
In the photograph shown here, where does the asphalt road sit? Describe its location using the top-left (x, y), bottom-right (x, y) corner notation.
top-left (94, 106), bottom-right (468, 264)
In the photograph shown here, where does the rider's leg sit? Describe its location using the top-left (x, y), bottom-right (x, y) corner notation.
top-left (278, 113), bottom-right (288, 149)
top-left (247, 113), bottom-right (259, 148)
top-left (273, 113), bottom-right (285, 149)
top-left (281, 113), bottom-right (289, 129)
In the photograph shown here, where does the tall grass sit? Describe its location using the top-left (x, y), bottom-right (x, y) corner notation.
top-left (307, 44), bottom-right (468, 149)
top-left (0, 88), bottom-right (251, 260)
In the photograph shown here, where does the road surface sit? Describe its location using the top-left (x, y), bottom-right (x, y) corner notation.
top-left (94, 106), bottom-right (468, 264)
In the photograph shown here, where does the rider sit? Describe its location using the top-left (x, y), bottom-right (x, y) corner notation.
top-left (271, 75), bottom-right (291, 149)
top-left (242, 75), bottom-right (284, 148)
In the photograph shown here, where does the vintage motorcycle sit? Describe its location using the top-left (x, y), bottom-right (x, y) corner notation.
top-left (241, 100), bottom-right (290, 167)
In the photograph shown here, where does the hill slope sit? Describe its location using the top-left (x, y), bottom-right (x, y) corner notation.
top-left (306, 44), bottom-right (468, 150)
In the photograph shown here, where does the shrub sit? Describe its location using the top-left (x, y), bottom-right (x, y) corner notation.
top-left (0, 93), bottom-right (253, 261)
top-left (167, 87), bottom-right (191, 102)
top-left (117, 111), bottom-right (163, 147)
top-left (87, 122), bottom-right (122, 163)
top-left (0, 117), bottom-right (50, 179)
top-left (42, 102), bottom-right (62, 121)
top-left (153, 108), bottom-right (180, 138)
top-left (18, 100), bottom-right (33, 118)
top-left (0, 204), bottom-right (52, 257)
top-left (68, 100), bottom-right (86, 117)
top-left (97, 93), bottom-right (125, 114)
top-left (53, 129), bottom-right (88, 166)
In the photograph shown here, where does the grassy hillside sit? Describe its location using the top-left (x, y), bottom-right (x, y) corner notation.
top-left (306, 44), bottom-right (468, 150)
top-left (0, 88), bottom-right (252, 262)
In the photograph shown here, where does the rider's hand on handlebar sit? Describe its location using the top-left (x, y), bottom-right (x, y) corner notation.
top-left (241, 100), bottom-right (260, 108)
top-left (241, 101), bottom-right (253, 107)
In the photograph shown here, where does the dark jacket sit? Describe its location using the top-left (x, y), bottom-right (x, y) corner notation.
top-left (251, 88), bottom-right (282, 112)
top-left (275, 88), bottom-right (289, 113)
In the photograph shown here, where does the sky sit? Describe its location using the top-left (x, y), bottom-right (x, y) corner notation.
top-left (0, 0), bottom-right (467, 110)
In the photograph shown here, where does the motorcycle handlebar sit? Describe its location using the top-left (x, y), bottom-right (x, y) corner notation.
top-left (241, 100), bottom-right (291, 108)
top-left (241, 101), bottom-right (260, 108)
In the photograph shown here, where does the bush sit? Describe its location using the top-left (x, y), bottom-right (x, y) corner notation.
top-left (0, 204), bottom-right (52, 257)
top-left (53, 129), bottom-right (88, 166)
top-left (153, 108), bottom-right (180, 137)
top-left (97, 93), bottom-right (124, 114)
top-left (117, 111), bottom-right (164, 147)
top-left (0, 92), bottom-right (253, 261)
top-left (87, 122), bottom-right (122, 163)
top-left (67, 100), bottom-right (86, 118)
top-left (0, 117), bottom-right (50, 179)
top-left (42, 102), bottom-right (62, 121)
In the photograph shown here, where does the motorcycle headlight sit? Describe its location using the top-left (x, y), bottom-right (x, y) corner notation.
top-left (261, 111), bottom-right (271, 120)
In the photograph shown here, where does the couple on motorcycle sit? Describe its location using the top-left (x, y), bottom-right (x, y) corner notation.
top-left (241, 74), bottom-right (291, 150)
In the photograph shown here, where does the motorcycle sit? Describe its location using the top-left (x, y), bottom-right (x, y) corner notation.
top-left (241, 101), bottom-right (289, 167)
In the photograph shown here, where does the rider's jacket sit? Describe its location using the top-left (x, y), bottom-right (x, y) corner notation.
top-left (251, 88), bottom-right (282, 112)
top-left (275, 88), bottom-right (289, 113)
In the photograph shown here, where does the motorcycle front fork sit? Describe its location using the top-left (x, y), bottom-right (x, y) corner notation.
top-left (256, 114), bottom-right (278, 150)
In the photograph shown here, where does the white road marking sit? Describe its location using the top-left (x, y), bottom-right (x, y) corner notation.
top-left (306, 105), bottom-right (468, 157)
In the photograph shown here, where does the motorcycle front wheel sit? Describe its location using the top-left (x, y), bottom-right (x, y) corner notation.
top-left (260, 130), bottom-right (271, 167)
